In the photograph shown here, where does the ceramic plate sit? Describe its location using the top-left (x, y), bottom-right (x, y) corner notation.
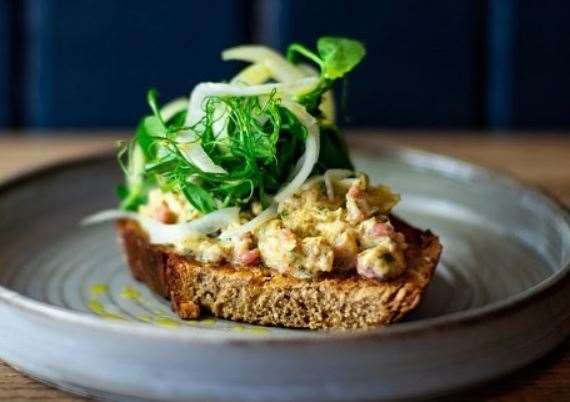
top-left (0, 146), bottom-right (568, 402)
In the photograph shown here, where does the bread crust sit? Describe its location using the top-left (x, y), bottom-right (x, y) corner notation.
top-left (117, 217), bottom-right (442, 329)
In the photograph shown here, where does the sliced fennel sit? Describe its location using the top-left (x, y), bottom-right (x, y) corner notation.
top-left (222, 45), bottom-right (305, 82)
top-left (231, 63), bottom-right (272, 85)
top-left (83, 208), bottom-right (240, 244)
top-left (177, 143), bottom-right (227, 174)
top-left (324, 169), bottom-right (353, 200)
top-left (226, 50), bottom-right (336, 124)
top-left (219, 204), bottom-right (278, 240)
top-left (128, 144), bottom-right (145, 189)
top-left (274, 99), bottom-right (320, 203)
top-left (160, 97), bottom-right (188, 122)
top-left (185, 78), bottom-right (319, 127)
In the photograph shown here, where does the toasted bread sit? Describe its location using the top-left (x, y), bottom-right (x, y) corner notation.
top-left (117, 217), bottom-right (441, 329)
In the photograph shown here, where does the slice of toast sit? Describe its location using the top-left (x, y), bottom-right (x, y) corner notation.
top-left (117, 217), bottom-right (441, 329)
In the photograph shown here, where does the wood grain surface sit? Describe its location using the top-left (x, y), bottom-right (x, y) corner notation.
top-left (0, 131), bottom-right (568, 402)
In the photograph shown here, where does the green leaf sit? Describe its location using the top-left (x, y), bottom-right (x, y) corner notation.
top-left (143, 116), bottom-right (167, 138)
top-left (135, 119), bottom-right (154, 159)
top-left (287, 43), bottom-right (322, 66)
top-left (118, 184), bottom-right (147, 211)
top-left (314, 125), bottom-right (354, 173)
top-left (317, 37), bottom-right (366, 80)
top-left (181, 181), bottom-right (217, 213)
top-left (166, 110), bottom-right (187, 130)
top-left (135, 115), bottom-right (167, 160)
top-left (116, 184), bottom-right (129, 200)
top-left (287, 37), bottom-right (365, 115)
top-left (295, 80), bottom-right (332, 115)
top-left (120, 193), bottom-right (147, 211)
top-left (144, 155), bottom-right (178, 174)
top-left (146, 88), bottom-right (164, 123)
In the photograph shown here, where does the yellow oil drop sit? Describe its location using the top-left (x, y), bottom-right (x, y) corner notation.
top-left (200, 318), bottom-right (217, 326)
top-left (231, 324), bottom-right (268, 334)
top-left (138, 315), bottom-right (153, 323)
top-left (246, 326), bottom-right (269, 334)
top-left (153, 317), bottom-right (182, 328)
top-left (138, 314), bottom-right (182, 328)
top-left (121, 286), bottom-right (142, 300)
top-left (87, 299), bottom-right (124, 321)
top-left (90, 283), bottom-right (109, 297)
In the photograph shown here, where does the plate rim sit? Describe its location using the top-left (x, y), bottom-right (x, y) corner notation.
top-left (0, 146), bottom-right (568, 344)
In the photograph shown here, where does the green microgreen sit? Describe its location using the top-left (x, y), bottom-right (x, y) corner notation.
top-left (287, 36), bottom-right (366, 114)
top-left (287, 36), bottom-right (366, 80)
top-left (119, 37), bottom-right (364, 214)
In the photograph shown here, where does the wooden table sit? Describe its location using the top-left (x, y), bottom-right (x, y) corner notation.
top-left (0, 132), bottom-right (568, 402)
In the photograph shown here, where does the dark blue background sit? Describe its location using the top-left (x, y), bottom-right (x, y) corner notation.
top-left (1, 0), bottom-right (569, 130)
top-left (0, 2), bottom-right (10, 126)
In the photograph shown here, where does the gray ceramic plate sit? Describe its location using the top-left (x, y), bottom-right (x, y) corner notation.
top-left (0, 146), bottom-right (568, 402)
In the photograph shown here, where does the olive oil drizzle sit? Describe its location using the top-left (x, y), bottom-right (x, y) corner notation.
top-left (87, 282), bottom-right (269, 333)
